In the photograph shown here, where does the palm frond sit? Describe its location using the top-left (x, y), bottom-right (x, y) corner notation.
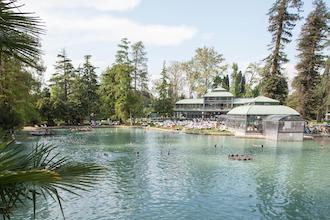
top-left (0, 141), bottom-right (105, 219)
top-left (0, 0), bottom-right (44, 68)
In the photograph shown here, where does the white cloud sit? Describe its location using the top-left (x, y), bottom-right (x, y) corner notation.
top-left (22, 0), bottom-right (141, 12)
top-left (44, 15), bottom-right (197, 47)
top-left (17, 0), bottom-right (198, 82)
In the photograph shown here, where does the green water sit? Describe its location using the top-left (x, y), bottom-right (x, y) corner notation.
top-left (13, 128), bottom-right (330, 220)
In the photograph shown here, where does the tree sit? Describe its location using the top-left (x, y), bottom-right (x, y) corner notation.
top-left (244, 62), bottom-right (262, 97)
top-left (71, 55), bottom-right (99, 122)
top-left (114, 64), bottom-right (133, 122)
top-left (167, 61), bottom-right (185, 101)
top-left (36, 88), bottom-right (55, 125)
top-left (49, 49), bottom-right (76, 124)
top-left (0, 0), bottom-right (43, 134)
top-left (98, 67), bottom-right (117, 119)
top-left (292, 0), bottom-right (329, 119)
top-left (230, 63), bottom-right (240, 96)
top-left (212, 74), bottom-right (230, 91)
top-left (317, 57), bottom-right (330, 120)
top-left (261, 0), bottom-right (303, 103)
top-left (239, 73), bottom-right (246, 95)
top-left (0, 58), bottom-right (41, 133)
top-left (181, 60), bottom-right (198, 98)
top-left (154, 62), bottom-right (173, 117)
top-left (192, 47), bottom-right (227, 97)
top-left (115, 38), bottom-right (131, 65)
top-left (131, 41), bottom-right (148, 91)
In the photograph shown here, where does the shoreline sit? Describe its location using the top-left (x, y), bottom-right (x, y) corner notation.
top-left (22, 125), bottom-right (330, 139)
top-left (22, 125), bottom-right (234, 136)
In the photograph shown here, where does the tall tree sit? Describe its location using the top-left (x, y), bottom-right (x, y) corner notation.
top-left (36, 87), bottom-right (55, 125)
top-left (318, 58), bottom-right (330, 119)
top-left (244, 62), bottom-right (262, 97)
top-left (76, 55), bottom-right (99, 117)
top-left (239, 73), bottom-right (246, 95)
top-left (181, 60), bottom-right (198, 98)
top-left (0, 58), bottom-right (41, 132)
top-left (98, 67), bottom-right (117, 119)
top-left (167, 62), bottom-right (185, 101)
top-left (192, 47), bottom-right (227, 97)
top-left (0, 0), bottom-right (43, 134)
top-left (131, 41), bottom-right (148, 91)
top-left (114, 64), bottom-right (133, 122)
top-left (154, 62), bottom-right (173, 117)
top-left (49, 49), bottom-right (76, 123)
top-left (261, 0), bottom-right (303, 103)
top-left (230, 63), bottom-right (240, 96)
top-left (115, 38), bottom-right (131, 65)
top-left (292, 0), bottom-right (329, 119)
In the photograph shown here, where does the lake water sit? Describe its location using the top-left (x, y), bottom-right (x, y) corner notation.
top-left (13, 128), bottom-right (330, 220)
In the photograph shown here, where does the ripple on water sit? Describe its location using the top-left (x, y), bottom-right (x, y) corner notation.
top-left (11, 128), bottom-right (330, 220)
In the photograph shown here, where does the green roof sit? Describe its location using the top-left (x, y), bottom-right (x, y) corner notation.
top-left (227, 105), bottom-right (300, 116)
top-left (233, 98), bottom-right (254, 104)
top-left (252, 96), bottom-right (280, 103)
top-left (175, 99), bottom-right (204, 104)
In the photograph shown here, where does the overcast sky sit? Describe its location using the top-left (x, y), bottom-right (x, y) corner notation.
top-left (21, 0), bottom-right (316, 86)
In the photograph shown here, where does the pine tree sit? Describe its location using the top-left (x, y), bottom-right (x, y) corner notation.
top-left (78, 55), bottom-right (99, 115)
top-left (261, 0), bottom-right (303, 103)
top-left (68, 55), bottom-right (99, 123)
top-left (98, 67), bottom-right (117, 119)
top-left (114, 64), bottom-right (133, 122)
top-left (292, 0), bottom-right (329, 119)
top-left (131, 41), bottom-right (148, 91)
top-left (115, 38), bottom-right (131, 65)
top-left (154, 62), bottom-right (173, 117)
top-left (49, 49), bottom-right (76, 123)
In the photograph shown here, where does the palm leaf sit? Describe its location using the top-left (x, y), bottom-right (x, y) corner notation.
top-left (0, 141), bottom-right (105, 219)
top-left (0, 0), bottom-right (44, 68)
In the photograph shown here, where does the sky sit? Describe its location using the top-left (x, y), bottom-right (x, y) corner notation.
top-left (20, 0), bottom-right (316, 87)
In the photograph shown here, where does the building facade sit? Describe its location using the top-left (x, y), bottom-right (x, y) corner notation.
top-left (174, 87), bottom-right (280, 119)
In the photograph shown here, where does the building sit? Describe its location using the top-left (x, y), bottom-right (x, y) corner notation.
top-left (174, 87), bottom-right (280, 118)
top-left (175, 87), bottom-right (304, 141)
top-left (263, 115), bottom-right (305, 141)
top-left (226, 104), bottom-right (303, 140)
